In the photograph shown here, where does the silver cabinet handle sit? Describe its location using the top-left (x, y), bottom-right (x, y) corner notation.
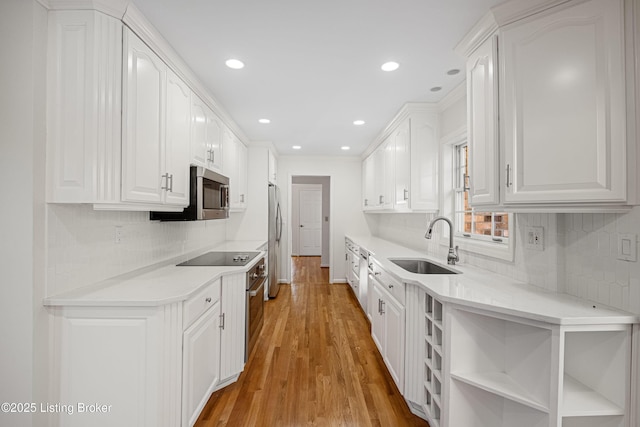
top-left (403, 189), bottom-right (409, 201)
top-left (205, 297), bottom-right (212, 303)
top-left (364, 199), bottom-right (368, 206)
top-left (219, 313), bottom-right (225, 330)
top-left (380, 300), bottom-right (385, 314)
top-left (240, 194), bottom-right (245, 203)
top-left (379, 195), bottom-right (384, 205)
top-left (168, 174), bottom-right (174, 192)
top-left (374, 271), bottom-right (381, 276)
top-left (161, 173), bottom-right (169, 190)
top-left (506, 164), bottom-right (511, 188)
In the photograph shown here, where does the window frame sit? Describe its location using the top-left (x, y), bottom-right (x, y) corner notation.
top-left (440, 127), bottom-right (515, 262)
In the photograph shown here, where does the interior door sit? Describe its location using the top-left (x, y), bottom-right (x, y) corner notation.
top-left (298, 186), bottom-right (322, 256)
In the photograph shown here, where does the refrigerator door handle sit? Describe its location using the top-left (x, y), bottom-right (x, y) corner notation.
top-left (276, 203), bottom-right (283, 243)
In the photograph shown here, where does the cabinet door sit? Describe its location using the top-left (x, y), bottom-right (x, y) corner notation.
top-left (122, 29), bottom-right (165, 203)
top-left (384, 295), bottom-right (405, 392)
top-left (235, 141), bottom-right (248, 208)
top-left (205, 108), bottom-right (223, 172)
top-left (500, 0), bottom-right (626, 204)
top-left (467, 35), bottom-right (500, 207)
top-left (362, 154), bottom-right (376, 210)
top-left (182, 302), bottom-right (221, 427)
top-left (409, 113), bottom-right (440, 211)
top-left (220, 273), bottom-right (246, 381)
top-left (268, 149), bottom-right (277, 184)
top-left (165, 69), bottom-right (190, 206)
top-left (222, 128), bottom-right (239, 205)
top-left (394, 121), bottom-right (411, 209)
top-left (371, 279), bottom-right (386, 354)
top-left (381, 138), bottom-right (395, 209)
top-left (190, 96), bottom-right (209, 168)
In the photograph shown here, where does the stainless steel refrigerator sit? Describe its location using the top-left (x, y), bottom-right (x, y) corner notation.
top-left (268, 183), bottom-right (282, 298)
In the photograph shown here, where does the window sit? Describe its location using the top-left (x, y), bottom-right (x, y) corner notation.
top-left (453, 143), bottom-right (509, 244)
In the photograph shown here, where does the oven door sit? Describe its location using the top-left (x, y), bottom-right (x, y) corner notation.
top-left (246, 276), bottom-right (265, 361)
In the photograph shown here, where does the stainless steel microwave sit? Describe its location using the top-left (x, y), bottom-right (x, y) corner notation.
top-left (150, 166), bottom-right (230, 221)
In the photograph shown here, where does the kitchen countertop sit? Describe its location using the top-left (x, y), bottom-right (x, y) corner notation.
top-left (44, 240), bottom-right (267, 307)
top-left (347, 234), bottom-right (639, 326)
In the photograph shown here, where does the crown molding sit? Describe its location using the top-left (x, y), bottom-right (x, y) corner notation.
top-left (437, 81), bottom-right (466, 113)
top-left (44, 0), bottom-right (127, 18)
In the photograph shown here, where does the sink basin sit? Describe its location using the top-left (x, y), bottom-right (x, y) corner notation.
top-left (389, 258), bottom-right (459, 275)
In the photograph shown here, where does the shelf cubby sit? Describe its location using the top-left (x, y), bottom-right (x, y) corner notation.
top-left (562, 329), bottom-right (629, 419)
top-left (449, 379), bottom-right (550, 427)
top-left (449, 308), bottom-right (552, 412)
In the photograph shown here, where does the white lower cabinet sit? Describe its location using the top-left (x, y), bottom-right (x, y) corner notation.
top-left (219, 273), bottom-right (246, 383)
top-left (182, 300), bottom-right (221, 427)
top-left (51, 275), bottom-right (246, 427)
top-left (370, 270), bottom-right (405, 392)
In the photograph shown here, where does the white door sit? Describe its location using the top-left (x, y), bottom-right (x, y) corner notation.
top-left (298, 186), bottom-right (322, 256)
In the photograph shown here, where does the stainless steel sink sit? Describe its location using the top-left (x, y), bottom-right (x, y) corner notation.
top-left (389, 258), bottom-right (459, 275)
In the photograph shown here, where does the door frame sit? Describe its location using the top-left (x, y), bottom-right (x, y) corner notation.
top-left (286, 174), bottom-right (333, 282)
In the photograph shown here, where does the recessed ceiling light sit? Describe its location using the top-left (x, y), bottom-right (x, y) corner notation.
top-left (353, 120), bottom-right (365, 126)
top-left (258, 118), bottom-right (271, 124)
top-left (446, 69), bottom-right (460, 76)
top-left (430, 86), bottom-right (442, 92)
top-left (341, 146), bottom-right (351, 150)
top-left (225, 59), bottom-right (245, 69)
top-left (381, 61), bottom-right (399, 72)
top-left (292, 145), bottom-right (302, 150)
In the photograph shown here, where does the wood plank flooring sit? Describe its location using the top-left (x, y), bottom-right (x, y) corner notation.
top-left (194, 256), bottom-right (429, 427)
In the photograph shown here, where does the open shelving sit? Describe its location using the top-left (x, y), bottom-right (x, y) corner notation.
top-left (423, 291), bottom-right (444, 426)
top-left (560, 328), bottom-right (631, 427)
top-left (448, 307), bottom-right (553, 424)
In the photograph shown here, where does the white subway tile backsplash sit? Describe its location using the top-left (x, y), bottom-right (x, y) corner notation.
top-left (46, 204), bottom-right (228, 296)
top-left (372, 207), bottom-right (640, 315)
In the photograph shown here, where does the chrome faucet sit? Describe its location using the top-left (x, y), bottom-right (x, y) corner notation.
top-left (425, 216), bottom-right (459, 265)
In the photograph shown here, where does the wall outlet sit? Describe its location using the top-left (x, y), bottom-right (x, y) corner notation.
top-left (525, 226), bottom-right (544, 251)
top-left (115, 226), bottom-right (123, 244)
top-left (617, 233), bottom-right (637, 262)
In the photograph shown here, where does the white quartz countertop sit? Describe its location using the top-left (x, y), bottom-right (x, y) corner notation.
top-left (44, 240), bottom-right (267, 307)
top-left (347, 235), bottom-right (639, 326)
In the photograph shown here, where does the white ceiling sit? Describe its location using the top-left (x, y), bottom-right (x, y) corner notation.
top-left (131, 0), bottom-right (504, 157)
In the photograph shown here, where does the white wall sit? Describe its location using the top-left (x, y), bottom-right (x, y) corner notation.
top-left (277, 156), bottom-right (370, 283)
top-left (0, 1), bottom-right (47, 426)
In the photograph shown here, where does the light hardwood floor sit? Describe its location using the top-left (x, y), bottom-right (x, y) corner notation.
top-left (194, 256), bottom-right (429, 427)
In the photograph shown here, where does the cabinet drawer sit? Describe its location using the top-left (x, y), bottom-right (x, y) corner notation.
top-left (183, 278), bottom-right (221, 329)
top-left (370, 259), bottom-right (405, 305)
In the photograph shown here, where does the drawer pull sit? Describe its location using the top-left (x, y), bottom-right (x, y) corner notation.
top-left (205, 297), bottom-right (212, 303)
top-left (388, 283), bottom-right (394, 289)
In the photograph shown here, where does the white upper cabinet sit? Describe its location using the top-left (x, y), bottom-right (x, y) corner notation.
top-left (190, 95), bottom-right (223, 172)
top-left (268, 149), bottom-right (277, 184)
top-left (500, 0), bottom-right (627, 205)
top-left (122, 28), bottom-right (167, 204)
top-left (362, 104), bottom-right (439, 213)
top-left (222, 127), bottom-right (248, 211)
top-left (458, 0), bottom-right (638, 211)
top-left (46, 10), bottom-right (123, 204)
top-left (122, 29), bottom-right (189, 207)
top-left (164, 69), bottom-right (191, 206)
top-left (46, 7), bottom-right (248, 212)
top-left (466, 35), bottom-right (500, 207)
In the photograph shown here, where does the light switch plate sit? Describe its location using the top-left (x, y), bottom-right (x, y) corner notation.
top-left (525, 226), bottom-right (544, 251)
top-left (617, 233), bottom-right (637, 262)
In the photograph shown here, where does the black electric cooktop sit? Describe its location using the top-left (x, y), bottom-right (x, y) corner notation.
top-left (177, 251), bottom-right (260, 267)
